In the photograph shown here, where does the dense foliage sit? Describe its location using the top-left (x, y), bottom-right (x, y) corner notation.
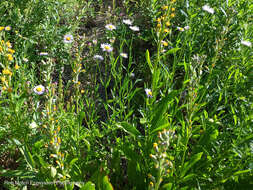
top-left (0, 0), bottom-right (252, 189)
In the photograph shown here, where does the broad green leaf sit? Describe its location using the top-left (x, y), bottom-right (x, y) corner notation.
top-left (116, 122), bottom-right (141, 138)
top-left (80, 181), bottom-right (95, 190)
top-left (166, 47), bottom-right (181, 54)
top-left (151, 91), bottom-right (177, 132)
top-left (181, 152), bottom-right (203, 177)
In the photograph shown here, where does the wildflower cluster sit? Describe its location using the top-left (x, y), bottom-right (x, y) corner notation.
top-left (148, 129), bottom-right (175, 190)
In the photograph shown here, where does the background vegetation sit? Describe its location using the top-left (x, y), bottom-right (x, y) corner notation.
top-left (0, 0), bottom-right (252, 189)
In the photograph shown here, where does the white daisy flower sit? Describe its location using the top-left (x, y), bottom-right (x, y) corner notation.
top-left (145, 88), bottom-right (153, 98)
top-left (39, 52), bottom-right (48, 56)
top-left (33, 85), bottom-right (45, 95)
top-left (202, 5), bottom-right (214, 14)
top-left (129, 26), bottom-right (140, 32)
top-left (123, 19), bottom-right (133, 25)
top-left (177, 27), bottom-right (185, 32)
top-left (93, 55), bottom-right (104, 61)
top-left (241, 40), bottom-right (252, 47)
top-left (120, 53), bottom-right (128, 58)
top-left (63, 34), bottom-right (74, 43)
top-left (105, 24), bottom-right (116, 31)
top-left (101, 43), bottom-right (113, 52)
top-left (184, 26), bottom-right (190, 30)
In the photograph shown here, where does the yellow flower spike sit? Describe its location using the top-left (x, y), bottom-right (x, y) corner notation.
top-left (162, 5), bottom-right (168, 10)
top-left (8, 48), bottom-right (15, 54)
top-left (0, 76), bottom-right (6, 82)
top-left (2, 68), bottom-right (12, 75)
top-left (6, 41), bottom-right (12, 48)
top-left (164, 28), bottom-right (170, 33)
top-left (15, 64), bottom-right (20, 70)
top-left (165, 21), bottom-right (171, 27)
top-left (7, 54), bottom-right (13, 61)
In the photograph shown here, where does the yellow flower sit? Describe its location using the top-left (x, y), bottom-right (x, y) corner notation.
top-left (2, 68), bottom-right (12, 75)
top-left (0, 26), bottom-right (4, 31)
top-left (0, 76), bottom-right (6, 82)
top-left (81, 89), bottom-right (85, 94)
top-left (0, 46), bottom-right (2, 52)
top-left (165, 21), bottom-right (171, 27)
top-left (157, 18), bottom-right (161, 22)
top-left (162, 5), bottom-right (168, 10)
top-left (171, 7), bottom-right (175, 11)
top-left (8, 48), bottom-right (15, 54)
top-left (6, 54), bottom-right (13, 61)
top-left (15, 64), bottom-right (20, 70)
top-left (157, 23), bottom-right (161, 28)
top-left (164, 28), bottom-right (170, 33)
top-left (161, 41), bottom-right (168, 46)
top-left (6, 41), bottom-right (12, 48)
top-left (171, 13), bottom-right (175, 18)
top-left (149, 182), bottom-right (154, 187)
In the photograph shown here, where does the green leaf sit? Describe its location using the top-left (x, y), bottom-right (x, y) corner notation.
top-left (78, 111), bottom-right (85, 126)
top-left (21, 146), bottom-right (35, 169)
top-left (163, 48), bottom-right (181, 56)
top-left (151, 91), bottom-right (178, 132)
top-left (0, 170), bottom-right (36, 178)
top-left (102, 175), bottom-right (114, 190)
top-left (116, 122), bottom-right (141, 138)
top-left (181, 152), bottom-right (203, 177)
top-left (146, 50), bottom-right (154, 74)
top-left (80, 181), bottom-right (95, 190)
top-left (151, 122), bottom-right (170, 134)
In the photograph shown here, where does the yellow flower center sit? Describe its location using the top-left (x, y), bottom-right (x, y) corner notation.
top-left (148, 91), bottom-right (152, 96)
top-left (66, 37), bottom-right (71, 41)
top-left (105, 46), bottom-right (110, 50)
top-left (36, 87), bottom-right (42, 92)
